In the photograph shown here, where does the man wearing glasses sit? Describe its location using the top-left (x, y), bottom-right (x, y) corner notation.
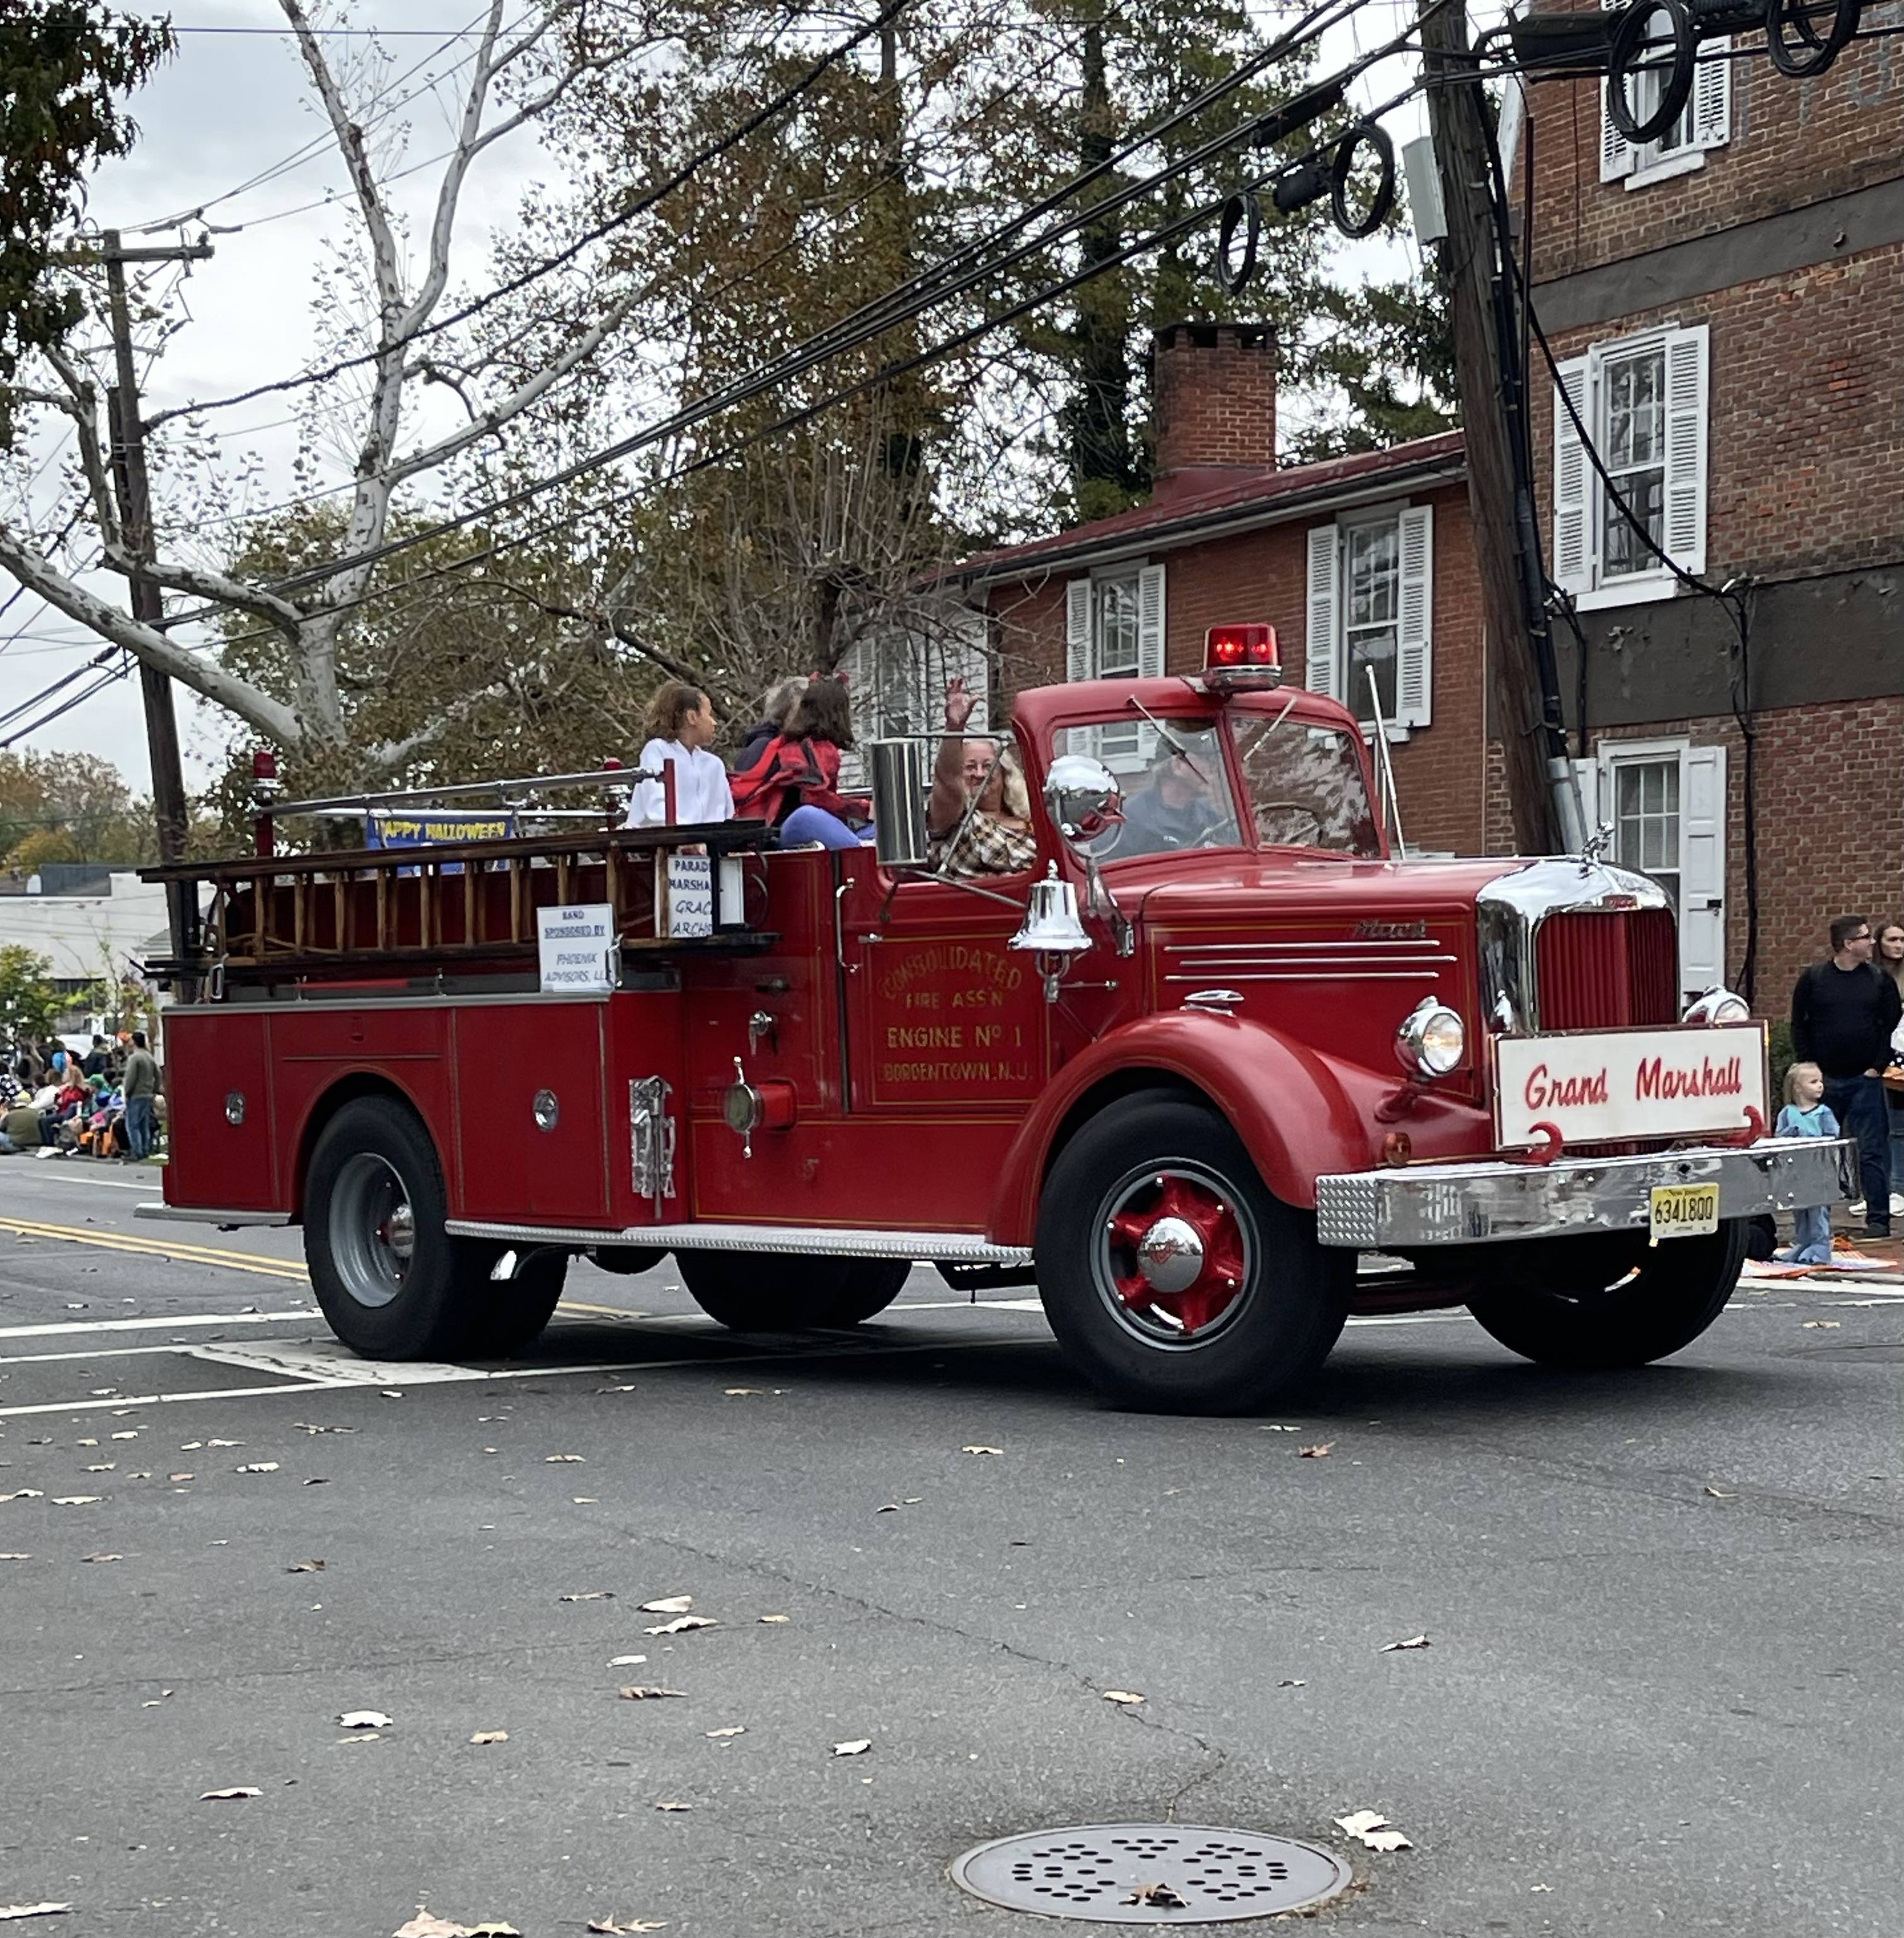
top-left (1792, 916), bottom-right (1901, 1241)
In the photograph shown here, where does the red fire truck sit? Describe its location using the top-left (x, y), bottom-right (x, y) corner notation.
top-left (141, 630), bottom-right (1848, 1413)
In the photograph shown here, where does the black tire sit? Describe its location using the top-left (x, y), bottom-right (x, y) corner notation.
top-left (1467, 1218), bottom-right (1748, 1370)
top-left (303, 1095), bottom-right (464, 1360)
top-left (1034, 1092), bottom-right (1349, 1414)
top-left (587, 1245), bottom-right (666, 1277)
top-left (813, 1257), bottom-right (912, 1326)
top-left (677, 1251), bottom-right (911, 1329)
top-left (460, 1249), bottom-right (570, 1358)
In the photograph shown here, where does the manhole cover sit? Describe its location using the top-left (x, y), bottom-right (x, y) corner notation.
top-left (950, 1823), bottom-right (1351, 1923)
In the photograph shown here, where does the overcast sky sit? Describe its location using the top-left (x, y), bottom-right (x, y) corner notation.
top-left (1, 0), bottom-right (1430, 797)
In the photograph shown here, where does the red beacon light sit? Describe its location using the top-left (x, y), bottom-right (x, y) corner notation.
top-left (1201, 623), bottom-right (1281, 691)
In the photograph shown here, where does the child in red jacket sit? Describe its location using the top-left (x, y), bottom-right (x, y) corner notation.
top-left (730, 676), bottom-right (873, 848)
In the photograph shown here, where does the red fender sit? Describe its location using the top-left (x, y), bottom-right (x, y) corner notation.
top-left (987, 1012), bottom-right (1382, 1248)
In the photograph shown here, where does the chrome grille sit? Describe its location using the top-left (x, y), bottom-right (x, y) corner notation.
top-left (1535, 908), bottom-right (1679, 1030)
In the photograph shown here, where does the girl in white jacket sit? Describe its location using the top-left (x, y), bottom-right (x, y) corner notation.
top-left (625, 682), bottom-right (734, 828)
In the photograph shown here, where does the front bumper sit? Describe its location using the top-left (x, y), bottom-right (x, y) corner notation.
top-left (1314, 1136), bottom-right (1854, 1250)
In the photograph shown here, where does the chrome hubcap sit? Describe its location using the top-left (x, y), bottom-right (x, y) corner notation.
top-left (1134, 1214), bottom-right (1204, 1293)
top-left (330, 1152), bottom-right (415, 1310)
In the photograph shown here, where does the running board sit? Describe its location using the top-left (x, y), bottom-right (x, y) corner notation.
top-left (137, 1203), bottom-right (294, 1228)
top-left (445, 1219), bottom-right (1032, 1266)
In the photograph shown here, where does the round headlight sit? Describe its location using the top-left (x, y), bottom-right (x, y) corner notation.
top-left (1397, 999), bottom-right (1465, 1078)
top-left (1683, 986), bottom-right (1750, 1026)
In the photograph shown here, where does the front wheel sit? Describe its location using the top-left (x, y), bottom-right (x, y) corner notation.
top-left (1035, 1092), bottom-right (1348, 1414)
top-left (678, 1252), bottom-right (910, 1330)
top-left (1467, 1219), bottom-right (1748, 1370)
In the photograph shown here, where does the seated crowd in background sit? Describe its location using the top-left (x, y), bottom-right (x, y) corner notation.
top-left (0, 1030), bottom-right (159, 1162)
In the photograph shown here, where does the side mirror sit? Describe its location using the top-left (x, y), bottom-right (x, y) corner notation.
top-left (869, 739), bottom-right (930, 868)
top-left (1044, 753), bottom-right (1122, 855)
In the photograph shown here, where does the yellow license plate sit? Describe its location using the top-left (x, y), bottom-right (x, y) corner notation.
top-left (1649, 1183), bottom-right (1720, 1242)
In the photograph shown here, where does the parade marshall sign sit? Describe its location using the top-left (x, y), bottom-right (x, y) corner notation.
top-left (1493, 1022), bottom-right (1768, 1148)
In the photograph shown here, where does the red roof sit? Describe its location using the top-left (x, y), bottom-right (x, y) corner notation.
top-left (943, 429), bottom-right (1466, 584)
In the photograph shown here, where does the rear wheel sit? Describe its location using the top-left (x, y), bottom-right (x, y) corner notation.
top-left (678, 1252), bottom-right (909, 1330)
top-left (1466, 1219), bottom-right (1748, 1370)
top-left (304, 1097), bottom-right (463, 1360)
top-left (1035, 1092), bottom-right (1348, 1414)
top-left (459, 1248), bottom-right (570, 1357)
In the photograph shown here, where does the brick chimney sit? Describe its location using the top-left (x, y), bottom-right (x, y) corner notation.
top-left (1149, 322), bottom-right (1276, 505)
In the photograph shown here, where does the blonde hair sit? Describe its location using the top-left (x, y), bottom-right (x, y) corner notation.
top-left (1784, 1061), bottom-right (1823, 1105)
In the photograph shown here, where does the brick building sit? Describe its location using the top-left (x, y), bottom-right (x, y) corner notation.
top-left (939, 324), bottom-right (1492, 861)
top-left (1522, 3), bottom-right (1904, 1006)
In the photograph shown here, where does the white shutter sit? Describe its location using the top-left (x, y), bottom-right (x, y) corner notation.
top-left (1678, 744), bottom-right (1728, 997)
top-left (836, 635), bottom-right (873, 788)
top-left (1552, 358), bottom-right (1592, 594)
top-left (1136, 564), bottom-right (1167, 678)
top-left (1661, 325), bottom-right (1709, 576)
top-left (1692, 38), bottom-right (1730, 150)
top-left (1393, 505), bottom-right (1433, 729)
top-left (1599, 0), bottom-right (1635, 180)
top-left (1305, 523), bottom-right (1341, 700)
top-left (1065, 578), bottom-right (1092, 683)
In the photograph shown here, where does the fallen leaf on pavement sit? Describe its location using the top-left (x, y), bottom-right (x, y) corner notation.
top-left (588, 1920), bottom-right (667, 1934)
top-left (302, 1477), bottom-right (328, 1486)
top-left (1, 1491), bottom-right (44, 1502)
top-left (79, 1553), bottom-right (122, 1564)
top-left (168, 1474), bottom-right (193, 1482)
top-left (110, 1431), bottom-right (137, 1441)
top-left (723, 1388), bottom-right (764, 1396)
top-left (1704, 1487), bottom-right (1734, 1499)
top-left (703, 1726), bottom-right (745, 1738)
top-left (1802, 1320), bottom-right (1842, 1330)
top-left (1297, 1443), bottom-right (1334, 1458)
top-left (338, 1710), bottom-right (393, 1730)
top-left (0, 1554), bottom-right (29, 1561)
top-left (83, 1465), bottom-right (114, 1473)
top-left (395, 1916), bottom-right (470, 1938)
top-left (652, 1800), bottom-right (692, 1812)
top-left (560, 1591), bottom-right (614, 1602)
top-left (545, 1454), bottom-right (586, 1463)
top-left (1278, 1679), bottom-right (1307, 1688)
top-left (1259, 1424), bottom-right (1300, 1432)
top-left (1101, 1690), bottom-right (1145, 1705)
top-left (961, 1445), bottom-right (1002, 1455)
top-left (0, 1906), bottom-right (72, 1922)
top-left (206, 1439), bottom-right (240, 1448)
top-left (463, 1924), bottom-right (519, 1937)
top-left (608, 1654), bottom-right (648, 1668)
top-left (757, 1615), bottom-right (790, 1624)
top-left (199, 1787), bottom-right (261, 1801)
top-left (617, 1687), bottom-right (684, 1701)
top-left (645, 1615), bottom-right (715, 1635)
top-left (638, 1595), bottom-right (692, 1613)
top-left (1379, 1634), bottom-right (1430, 1652)
top-left (1334, 1809), bottom-right (1412, 1852)
top-left (831, 1739), bottom-right (871, 1756)
top-left (286, 1560), bottom-right (325, 1573)
top-left (1123, 1883), bottom-right (1187, 1908)
top-left (234, 1463), bottom-right (279, 1475)
top-left (51, 1497), bottom-right (100, 1507)
top-left (294, 1423), bottom-right (353, 1435)
top-left (470, 1731), bottom-right (508, 1745)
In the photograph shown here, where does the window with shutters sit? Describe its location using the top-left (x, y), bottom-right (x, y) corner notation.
top-left (1552, 324), bottom-right (1707, 608)
top-left (1304, 504), bottom-right (1433, 732)
top-left (1063, 563), bottom-right (1165, 759)
top-left (1600, 28), bottom-right (1729, 188)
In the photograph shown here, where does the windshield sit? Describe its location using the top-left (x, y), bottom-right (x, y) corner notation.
top-left (1231, 707), bottom-right (1382, 857)
top-left (1051, 719), bottom-right (1242, 860)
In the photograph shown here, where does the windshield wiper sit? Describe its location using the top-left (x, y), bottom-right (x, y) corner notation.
top-left (1122, 694), bottom-right (1209, 782)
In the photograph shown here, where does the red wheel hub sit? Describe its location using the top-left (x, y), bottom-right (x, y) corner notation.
top-left (1105, 1172), bottom-right (1248, 1335)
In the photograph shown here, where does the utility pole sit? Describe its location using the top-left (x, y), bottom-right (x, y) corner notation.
top-left (98, 228), bottom-right (213, 977)
top-left (1418, 3), bottom-right (1573, 856)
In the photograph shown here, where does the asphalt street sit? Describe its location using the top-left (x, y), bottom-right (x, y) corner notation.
top-left (0, 1159), bottom-right (1898, 1938)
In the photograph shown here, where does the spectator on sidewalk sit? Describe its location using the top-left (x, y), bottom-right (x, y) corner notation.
top-left (1791, 914), bottom-right (1900, 1239)
top-left (1878, 920), bottom-right (1904, 1217)
top-left (121, 1030), bottom-right (160, 1162)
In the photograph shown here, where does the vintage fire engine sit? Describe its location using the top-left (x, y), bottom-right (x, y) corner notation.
top-left (141, 628), bottom-right (1849, 1413)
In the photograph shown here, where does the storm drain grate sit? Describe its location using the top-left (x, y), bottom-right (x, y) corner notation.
top-left (950, 1823), bottom-right (1351, 1923)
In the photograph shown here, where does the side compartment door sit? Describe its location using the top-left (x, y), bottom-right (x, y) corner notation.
top-left (164, 1007), bottom-right (280, 1212)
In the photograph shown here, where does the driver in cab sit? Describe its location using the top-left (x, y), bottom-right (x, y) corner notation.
top-left (1116, 744), bottom-right (1225, 855)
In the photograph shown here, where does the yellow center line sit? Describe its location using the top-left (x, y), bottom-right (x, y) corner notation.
top-left (0, 1216), bottom-right (310, 1280)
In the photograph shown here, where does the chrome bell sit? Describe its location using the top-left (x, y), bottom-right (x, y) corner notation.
top-left (1010, 862), bottom-right (1092, 957)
